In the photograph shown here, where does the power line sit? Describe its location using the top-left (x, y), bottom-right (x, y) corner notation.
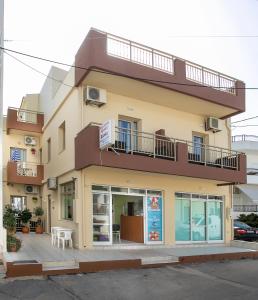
top-left (4, 51), bottom-right (74, 88)
top-left (231, 124), bottom-right (258, 127)
top-left (1, 45), bottom-right (257, 90)
top-left (231, 115), bottom-right (258, 124)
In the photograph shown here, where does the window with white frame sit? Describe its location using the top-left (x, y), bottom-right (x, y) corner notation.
top-left (61, 181), bottom-right (75, 220)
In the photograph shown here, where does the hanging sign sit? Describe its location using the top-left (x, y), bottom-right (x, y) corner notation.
top-left (147, 196), bottom-right (163, 242)
top-left (99, 120), bottom-right (115, 150)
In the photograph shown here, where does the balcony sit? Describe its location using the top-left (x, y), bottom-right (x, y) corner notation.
top-left (75, 124), bottom-right (246, 184)
top-left (7, 161), bottom-right (44, 185)
top-left (75, 28), bottom-right (245, 119)
top-left (6, 107), bottom-right (44, 134)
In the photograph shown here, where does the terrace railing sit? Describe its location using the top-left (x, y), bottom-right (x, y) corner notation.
top-left (233, 205), bottom-right (258, 212)
top-left (232, 135), bottom-right (258, 143)
top-left (16, 108), bottom-right (38, 124)
top-left (16, 162), bottom-right (38, 177)
top-left (106, 33), bottom-right (237, 94)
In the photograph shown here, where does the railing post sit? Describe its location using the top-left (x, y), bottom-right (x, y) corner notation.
top-left (218, 73), bottom-right (221, 89)
top-left (221, 149), bottom-right (223, 168)
top-left (204, 144), bottom-right (206, 165)
top-left (129, 41), bottom-right (132, 61)
top-left (151, 49), bottom-right (154, 69)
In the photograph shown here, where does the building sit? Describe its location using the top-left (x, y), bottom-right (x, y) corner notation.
top-left (3, 28), bottom-right (246, 249)
top-left (232, 135), bottom-right (258, 218)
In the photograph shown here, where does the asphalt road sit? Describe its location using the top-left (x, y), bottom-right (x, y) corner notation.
top-left (1, 260), bottom-right (258, 299)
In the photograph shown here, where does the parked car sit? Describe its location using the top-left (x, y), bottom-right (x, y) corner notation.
top-left (234, 220), bottom-right (258, 241)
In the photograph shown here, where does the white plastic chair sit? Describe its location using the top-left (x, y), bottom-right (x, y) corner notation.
top-left (51, 227), bottom-right (63, 246)
top-left (57, 229), bottom-right (73, 249)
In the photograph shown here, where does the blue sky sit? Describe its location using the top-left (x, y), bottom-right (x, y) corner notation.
top-left (3, 0), bottom-right (258, 134)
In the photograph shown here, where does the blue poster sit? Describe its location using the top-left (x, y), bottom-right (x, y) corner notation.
top-left (147, 196), bottom-right (163, 241)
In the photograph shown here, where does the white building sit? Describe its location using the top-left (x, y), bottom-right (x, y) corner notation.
top-left (232, 135), bottom-right (258, 218)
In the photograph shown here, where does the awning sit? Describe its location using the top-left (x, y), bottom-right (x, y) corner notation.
top-left (238, 185), bottom-right (258, 202)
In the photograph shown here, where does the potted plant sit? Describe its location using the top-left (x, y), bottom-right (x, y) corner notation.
top-left (7, 234), bottom-right (22, 252)
top-left (3, 205), bottom-right (16, 235)
top-left (20, 208), bottom-right (32, 233)
top-left (34, 207), bottom-right (44, 234)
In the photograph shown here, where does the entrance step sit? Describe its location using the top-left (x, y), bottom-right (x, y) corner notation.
top-left (141, 256), bottom-right (179, 265)
top-left (42, 260), bottom-right (79, 271)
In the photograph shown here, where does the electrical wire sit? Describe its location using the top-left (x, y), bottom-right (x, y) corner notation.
top-left (4, 51), bottom-right (74, 88)
top-left (0, 45), bottom-right (255, 90)
top-left (231, 115), bottom-right (258, 124)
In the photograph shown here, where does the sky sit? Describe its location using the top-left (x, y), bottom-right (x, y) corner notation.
top-left (3, 0), bottom-right (258, 135)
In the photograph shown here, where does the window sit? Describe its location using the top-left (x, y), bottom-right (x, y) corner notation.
top-left (47, 138), bottom-right (51, 162)
top-left (11, 196), bottom-right (26, 211)
top-left (118, 119), bottom-right (138, 152)
top-left (61, 181), bottom-right (75, 220)
top-left (10, 148), bottom-right (26, 162)
top-left (58, 121), bottom-right (66, 153)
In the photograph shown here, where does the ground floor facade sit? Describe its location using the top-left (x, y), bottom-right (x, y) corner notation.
top-left (4, 166), bottom-right (233, 249)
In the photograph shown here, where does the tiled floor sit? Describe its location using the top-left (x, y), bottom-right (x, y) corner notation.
top-left (3, 233), bottom-right (255, 265)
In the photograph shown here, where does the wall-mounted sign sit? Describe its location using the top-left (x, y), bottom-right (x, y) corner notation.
top-left (99, 120), bottom-right (115, 150)
top-left (147, 196), bottom-right (163, 242)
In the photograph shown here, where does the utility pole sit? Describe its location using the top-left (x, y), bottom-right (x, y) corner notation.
top-left (0, 0), bottom-right (4, 251)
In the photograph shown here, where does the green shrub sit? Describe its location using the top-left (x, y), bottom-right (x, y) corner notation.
top-left (7, 235), bottom-right (21, 252)
top-left (3, 205), bottom-right (16, 234)
top-left (238, 213), bottom-right (258, 228)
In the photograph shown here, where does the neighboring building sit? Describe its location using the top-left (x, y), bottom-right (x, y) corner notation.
top-left (3, 28), bottom-right (246, 248)
top-left (232, 135), bottom-right (258, 218)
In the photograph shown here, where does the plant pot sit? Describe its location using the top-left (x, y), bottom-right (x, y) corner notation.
top-left (35, 225), bottom-right (43, 234)
top-left (9, 244), bottom-right (17, 252)
top-left (22, 226), bottom-right (30, 234)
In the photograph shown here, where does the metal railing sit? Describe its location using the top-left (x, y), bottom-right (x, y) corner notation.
top-left (106, 33), bottom-right (237, 94)
top-left (187, 141), bottom-right (239, 169)
top-left (232, 135), bottom-right (258, 143)
top-left (16, 108), bottom-right (38, 124)
top-left (233, 205), bottom-right (258, 212)
top-left (16, 162), bottom-right (38, 177)
top-left (113, 127), bottom-right (176, 160)
top-left (15, 216), bottom-right (45, 232)
top-left (107, 34), bottom-right (175, 74)
top-left (185, 62), bottom-right (236, 94)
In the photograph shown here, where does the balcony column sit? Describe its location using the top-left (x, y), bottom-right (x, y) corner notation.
top-left (176, 142), bottom-right (188, 165)
top-left (174, 59), bottom-right (186, 82)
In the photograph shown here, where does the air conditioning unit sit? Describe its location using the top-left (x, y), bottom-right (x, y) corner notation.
top-left (24, 185), bottom-right (39, 194)
top-left (205, 117), bottom-right (222, 132)
top-left (47, 177), bottom-right (58, 190)
top-left (84, 86), bottom-right (107, 106)
top-left (24, 136), bottom-right (37, 146)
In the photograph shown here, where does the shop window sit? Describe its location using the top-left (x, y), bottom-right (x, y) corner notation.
top-left (61, 181), bottom-right (75, 220)
top-left (147, 190), bottom-right (162, 196)
top-left (58, 121), bottom-right (66, 153)
top-left (129, 188), bottom-right (146, 195)
top-left (111, 186), bottom-right (128, 193)
top-left (92, 185), bottom-right (109, 192)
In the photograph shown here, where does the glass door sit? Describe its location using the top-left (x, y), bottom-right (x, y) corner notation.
top-left (93, 193), bottom-right (112, 245)
top-left (207, 201), bottom-right (223, 241)
top-left (193, 135), bottom-right (204, 162)
top-left (118, 120), bottom-right (138, 152)
top-left (191, 201), bottom-right (206, 241)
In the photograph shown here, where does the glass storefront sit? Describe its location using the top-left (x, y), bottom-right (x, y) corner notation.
top-left (92, 185), bottom-right (163, 245)
top-left (175, 193), bottom-right (223, 242)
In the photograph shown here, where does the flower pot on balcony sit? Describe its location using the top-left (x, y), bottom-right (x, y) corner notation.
top-left (35, 225), bottom-right (43, 234)
top-left (22, 226), bottom-right (30, 234)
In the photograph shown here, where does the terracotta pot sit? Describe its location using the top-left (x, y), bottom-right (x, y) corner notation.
top-left (22, 226), bottom-right (30, 234)
top-left (35, 225), bottom-right (43, 234)
top-left (9, 245), bottom-right (17, 252)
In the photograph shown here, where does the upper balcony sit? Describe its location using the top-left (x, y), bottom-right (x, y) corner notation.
top-left (6, 107), bottom-right (44, 135)
top-left (75, 124), bottom-right (246, 184)
top-left (7, 161), bottom-right (44, 186)
top-left (75, 28), bottom-right (245, 119)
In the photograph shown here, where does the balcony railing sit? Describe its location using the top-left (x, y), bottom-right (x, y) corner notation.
top-left (232, 135), bottom-right (258, 143)
top-left (233, 205), bottom-right (258, 212)
top-left (15, 216), bottom-right (45, 232)
top-left (113, 127), bottom-right (176, 160)
top-left (187, 142), bottom-right (239, 170)
top-left (112, 127), bottom-right (239, 170)
top-left (16, 162), bottom-right (38, 177)
top-left (106, 33), bottom-right (236, 94)
top-left (17, 108), bottom-right (38, 124)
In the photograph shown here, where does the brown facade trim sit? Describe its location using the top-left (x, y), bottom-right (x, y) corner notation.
top-left (6, 108), bottom-right (44, 134)
top-left (75, 29), bottom-right (245, 118)
top-left (7, 161), bottom-right (44, 186)
top-left (75, 125), bottom-right (247, 184)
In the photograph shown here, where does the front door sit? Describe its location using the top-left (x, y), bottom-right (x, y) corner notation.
top-left (193, 135), bottom-right (204, 162)
top-left (191, 200), bottom-right (206, 241)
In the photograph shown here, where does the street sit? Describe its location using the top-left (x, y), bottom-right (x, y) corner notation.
top-left (1, 260), bottom-right (258, 299)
